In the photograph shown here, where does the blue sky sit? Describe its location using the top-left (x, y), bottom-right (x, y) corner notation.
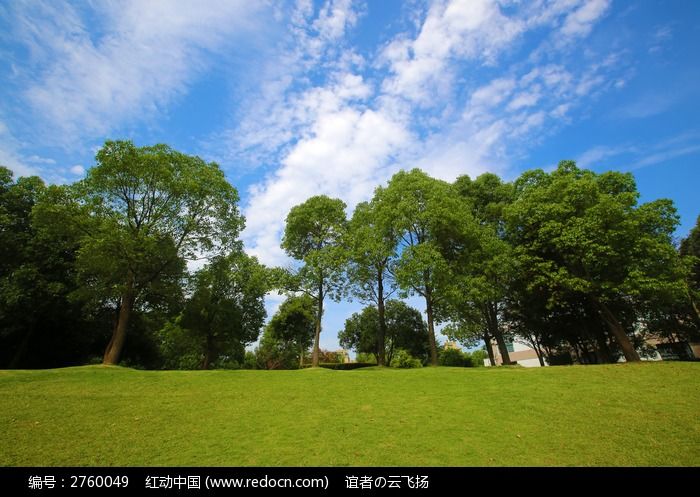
top-left (1, 0), bottom-right (698, 352)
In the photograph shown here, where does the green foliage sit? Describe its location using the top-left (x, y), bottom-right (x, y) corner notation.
top-left (345, 200), bottom-right (397, 303)
top-left (242, 351), bottom-right (257, 370)
top-left (181, 252), bottom-right (268, 369)
top-left (338, 300), bottom-right (430, 365)
top-left (505, 161), bottom-right (689, 361)
top-left (254, 329), bottom-right (300, 370)
top-left (468, 349), bottom-right (488, 367)
top-left (0, 168), bottom-right (106, 368)
top-left (37, 140), bottom-right (245, 365)
top-left (439, 347), bottom-right (472, 367)
top-left (281, 195), bottom-right (348, 366)
top-left (355, 352), bottom-right (377, 364)
top-left (266, 295), bottom-right (315, 366)
top-left (376, 169), bottom-right (477, 365)
top-left (163, 253), bottom-right (268, 369)
top-left (390, 349), bottom-right (423, 368)
top-left (680, 216), bottom-right (700, 327)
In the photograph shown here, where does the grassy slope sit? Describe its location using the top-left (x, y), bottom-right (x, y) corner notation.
top-left (0, 363), bottom-right (698, 466)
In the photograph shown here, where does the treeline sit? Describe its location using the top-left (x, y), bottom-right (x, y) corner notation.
top-left (1, 140), bottom-right (698, 369)
top-left (279, 164), bottom-right (699, 367)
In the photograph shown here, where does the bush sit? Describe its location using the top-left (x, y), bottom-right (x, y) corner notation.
top-left (439, 347), bottom-right (472, 367)
top-left (355, 352), bottom-right (377, 364)
top-left (468, 349), bottom-right (487, 367)
top-left (390, 349), bottom-right (422, 369)
top-left (242, 351), bottom-right (257, 370)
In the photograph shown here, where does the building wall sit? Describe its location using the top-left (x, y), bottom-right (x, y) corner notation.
top-left (485, 340), bottom-right (547, 368)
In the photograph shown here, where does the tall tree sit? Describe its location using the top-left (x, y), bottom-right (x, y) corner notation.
top-left (266, 295), bottom-right (316, 367)
top-left (451, 173), bottom-right (516, 364)
top-left (54, 141), bottom-right (243, 365)
top-left (281, 195), bottom-right (347, 367)
top-left (338, 300), bottom-right (430, 365)
top-left (177, 253), bottom-right (267, 369)
top-left (505, 161), bottom-right (687, 362)
top-left (345, 200), bottom-right (397, 366)
top-left (377, 169), bottom-right (475, 366)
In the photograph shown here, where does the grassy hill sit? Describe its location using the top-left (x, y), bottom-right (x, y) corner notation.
top-left (1, 363), bottom-right (698, 466)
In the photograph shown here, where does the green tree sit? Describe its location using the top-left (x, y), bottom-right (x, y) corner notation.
top-left (254, 328), bottom-right (300, 370)
top-left (505, 161), bottom-right (687, 362)
top-left (376, 169), bottom-right (471, 366)
top-left (281, 195), bottom-right (347, 367)
top-left (680, 215), bottom-right (700, 321)
top-left (175, 253), bottom-right (267, 369)
top-left (0, 170), bottom-right (106, 368)
top-left (345, 200), bottom-right (397, 366)
top-left (338, 300), bottom-right (430, 365)
top-left (55, 140), bottom-right (243, 365)
top-left (449, 173), bottom-right (517, 365)
top-left (266, 295), bottom-right (316, 367)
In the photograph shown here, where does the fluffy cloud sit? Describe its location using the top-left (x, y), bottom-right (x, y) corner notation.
top-left (560, 0), bottom-right (610, 38)
top-left (70, 165), bottom-right (85, 176)
top-left (8, 0), bottom-right (266, 146)
top-left (380, 0), bottom-right (524, 104)
top-left (237, 0), bottom-right (620, 266)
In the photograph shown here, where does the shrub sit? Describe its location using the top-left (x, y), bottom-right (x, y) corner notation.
top-left (390, 349), bottom-right (422, 369)
top-left (467, 349), bottom-right (488, 367)
top-left (439, 347), bottom-right (472, 367)
top-left (242, 351), bottom-right (257, 370)
top-left (356, 352), bottom-right (377, 364)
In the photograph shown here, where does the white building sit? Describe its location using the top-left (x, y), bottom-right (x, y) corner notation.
top-left (484, 339), bottom-right (547, 368)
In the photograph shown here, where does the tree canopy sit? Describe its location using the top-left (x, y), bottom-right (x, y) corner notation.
top-left (281, 195), bottom-right (348, 367)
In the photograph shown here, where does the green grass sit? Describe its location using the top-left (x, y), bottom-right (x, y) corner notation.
top-left (1, 363), bottom-right (698, 466)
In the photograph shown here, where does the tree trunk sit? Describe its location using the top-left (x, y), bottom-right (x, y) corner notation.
top-left (424, 286), bottom-right (438, 366)
top-left (299, 345), bottom-right (304, 368)
top-left (595, 299), bottom-right (640, 362)
top-left (202, 334), bottom-right (212, 370)
top-left (103, 273), bottom-right (136, 365)
top-left (377, 268), bottom-right (387, 367)
top-left (486, 302), bottom-right (511, 365)
top-left (311, 280), bottom-right (324, 367)
top-left (530, 334), bottom-right (545, 367)
top-left (688, 290), bottom-right (700, 325)
top-left (536, 349), bottom-right (545, 367)
top-left (482, 330), bottom-right (496, 366)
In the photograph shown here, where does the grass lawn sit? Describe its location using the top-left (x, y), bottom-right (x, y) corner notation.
top-left (0, 362), bottom-right (698, 466)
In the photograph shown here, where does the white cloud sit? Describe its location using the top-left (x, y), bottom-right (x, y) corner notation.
top-left (313, 0), bottom-right (361, 41)
top-left (632, 144), bottom-right (700, 170)
top-left (243, 99), bottom-right (411, 266)
top-left (381, 0), bottom-right (525, 104)
top-left (0, 147), bottom-right (37, 178)
top-left (0, 121), bottom-right (38, 177)
top-left (560, 0), bottom-right (610, 38)
top-left (70, 165), bottom-right (85, 176)
top-left (507, 89), bottom-right (542, 111)
top-left (26, 155), bottom-right (56, 165)
top-left (238, 0), bottom-right (618, 266)
top-left (9, 0), bottom-right (267, 146)
top-left (577, 131), bottom-right (700, 170)
top-left (469, 78), bottom-right (516, 109)
top-left (577, 144), bottom-right (635, 168)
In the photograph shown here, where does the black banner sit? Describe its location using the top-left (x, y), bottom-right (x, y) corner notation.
top-left (1, 467), bottom-right (696, 495)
